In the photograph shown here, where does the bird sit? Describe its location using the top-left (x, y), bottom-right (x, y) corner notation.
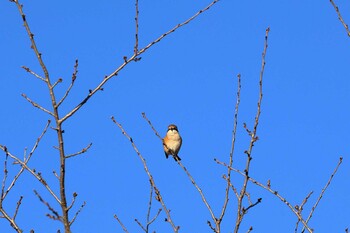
top-left (163, 124), bottom-right (182, 161)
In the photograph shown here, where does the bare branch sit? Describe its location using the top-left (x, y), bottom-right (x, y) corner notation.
top-left (134, 0), bottom-right (139, 55)
top-left (21, 94), bottom-right (54, 116)
top-left (111, 116), bottom-right (179, 232)
top-left (13, 196), bottom-right (23, 221)
top-left (234, 27), bottom-right (270, 233)
top-left (141, 113), bottom-right (163, 140)
top-left (295, 191), bottom-right (313, 233)
top-left (0, 146), bottom-right (61, 204)
top-left (141, 112), bottom-right (217, 231)
top-left (329, 0), bottom-right (350, 37)
top-left (136, 0), bottom-right (220, 56)
top-left (135, 218), bottom-right (147, 232)
top-left (57, 59), bottom-right (79, 107)
top-left (246, 226), bottom-right (253, 233)
top-left (69, 201), bottom-right (86, 226)
top-left (60, 0), bottom-right (220, 123)
top-left (114, 214), bottom-right (129, 233)
top-left (21, 66), bottom-right (46, 82)
top-left (301, 157), bottom-right (343, 233)
top-left (218, 73), bottom-right (241, 224)
top-left (34, 190), bottom-right (61, 221)
top-left (2, 120), bottom-right (51, 200)
top-left (215, 158), bottom-right (313, 233)
top-left (0, 207), bottom-right (23, 233)
top-left (12, 0), bottom-right (49, 80)
top-left (67, 192), bottom-right (78, 211)
top-left (65, 143), bottom-right (92, 159)
top-left (1, 156), bottom-right (9, 201)
top-left (52, 78), bottom-right (63, 89)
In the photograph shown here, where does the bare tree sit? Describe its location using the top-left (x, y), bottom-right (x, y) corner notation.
top-left (1, 0), bottom-right (347, 232)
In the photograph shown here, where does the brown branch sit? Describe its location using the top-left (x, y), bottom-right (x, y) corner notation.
top-left (234, 27), bottom-right (270, 233)
top-left (34, 189), bottom-right (61, 221)
top-left (2, 120), bottom-right (51, 200)
top-left (111, 116), bottom-right (179, 232)
top-left (52, 78), bottom-right (63, 89)
top-left (60, 0), bottom-right (220, 123)
top-left (0, 207), bottom-right (23, 233)
top-left (13, 196), bottom-right (23, 221)
top-left (301, 157), bottom-right (343, 233)
top-left (215, 159), bottom-right (313, 233)
top-left (1, 156), bottom-right (9, 201)
top-left (65, 143), bottom-right (92, 159)
top-left (67, 192), bottom-right (78, 211)
top-left (329, 0), bottom-right (350, 37)
top-left (134, 0), bottom-right (139, 55)
top-left (141, 113), bottom-right (163, 140)
top-left (11, 0), bottom-right (71, 230)
top-left (177, 160), bottom-right (217, 229)
top-left (246, 226), bottom-right (253, 233)
top-left (57, 59), bottom-right (79, 107)
top-left (0, 146), bottom-right (60, 204)
top-left (141, 112), bottom-right (217, 231)
top-left (218, 73), bottom-right (241, 225)
top-left (21, 66), bottom-right (46, 82)
top-left (69, 201), bottom-right (86, 226)
top-left (114, 214), bottom-right (130, 233)
top-left (295, 191), bottom-right (313, 233)
top-left (21, 93), bottom-right (54, 116)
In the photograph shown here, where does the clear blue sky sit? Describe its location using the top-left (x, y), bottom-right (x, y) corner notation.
top-left (1, 0), bottom-right (349, 232)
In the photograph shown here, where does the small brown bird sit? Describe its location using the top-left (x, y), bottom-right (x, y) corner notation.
top-left (163, 124), bottom-right (182, 161)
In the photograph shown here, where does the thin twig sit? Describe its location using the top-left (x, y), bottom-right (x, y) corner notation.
top-left (134, 0), bottom-right (139, 55)
top-left (69, 201), bottom-right (86, 226)
top-left (295, 191), bottom-right (313, 232)
top-left (57, 59), bottom-right (79, 107)
top-left (246, 226), bottom-right (253, 233)
top-left (301, 157), bottom-right (343, 233)
top-left (141, 112), bottom-right (217, 231)
top-left (329, 0), bottom-right (350, 37)
top-left (52, 78), bottom-right (63, 89)
top-left (218, 73), bottom-right (241, 225)
top-left (234, 27), bottom-right (270, 233)
top-left (34, 190), bottom-right (61, 221)
top-left (0, 146), bottom-right (61, 204)
top-left (60, 0), bottom-right (220, 123)
top-left (1, 156), bottom-right (9, 201)
top-left (2, 120), bottom-right (52, 200)
top-left (21, 66), bottom-right (46, 82)
top-left (215, 159), bottom-right (313, 233)
top-left (13, 196), bottom-right (23, 221)
top-left (65, 143), bottom-right (92, 159)
top-left (114, 214), bottom-right (129, 233)
top-left (111, 116), bottom-right (179, 232)
top-left (67, 192), bottom-right (78, 211)
top-left (21, 94), bottom-right (54, 116)
top-left (177, 161), bottom-right (217, 228)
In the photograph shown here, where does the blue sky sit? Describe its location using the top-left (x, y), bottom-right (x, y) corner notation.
top-left (1, 0), bottom-right (349, 232)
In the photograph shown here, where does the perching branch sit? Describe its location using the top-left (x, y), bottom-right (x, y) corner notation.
top-left (141, 112), bottom-right (218, 232)
top-left (111, 116), bottom-right (179, 232)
